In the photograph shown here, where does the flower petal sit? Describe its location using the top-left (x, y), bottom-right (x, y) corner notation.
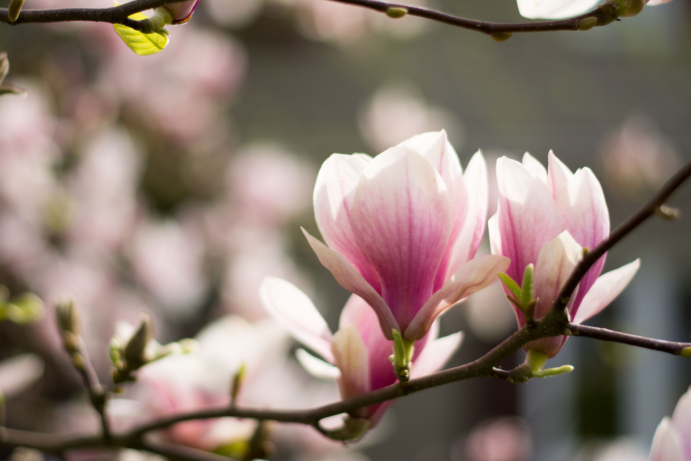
top-left (650, 417), bottom-right (685, 461)
top-left (522, 152), bottom-right (547, 183)
top-left (547, 150), bottom-right (573, 199)
top-left (410, 332), bottom-right (463, 379)
top-left (331, 324), bottom-right (371, 399)
top-left (488, 212), bottom-right (502, 255)
top-left (302, 228), bottom-right (398, 339)
top-left (572, 259), bottom-right (640, 325)
top-left (525, 231), bottom-right (582, 357)
top-left (672, 388), bottom-right (691, 459)
top-left (401, 131), bottom-right (468, 291)
top-left (517, 0), bottom-right (600, 19)
top-left (313, 154), bottom-right (381, 292)
top-left (351, 145), bottom-right (453, 334)
top-left (260, 277), bottom-right (333, 362)
top-left (405, 255), bottom-right (510, 340)
top-left (295, 349), bottom-right (341, 380)
top-left (555, 167), bottom-right (610, 307)
top-left (496, 157), bottom-right (562, 282)
top-left (448, 151), bottom-right (489, 275)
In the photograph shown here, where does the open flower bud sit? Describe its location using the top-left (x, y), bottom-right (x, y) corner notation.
top-left (304, 130), bottom-right (508, 342)
top-left (164, 0), bottom-right (200, 24)
top-left (490, 152), bottom-right (640, 358)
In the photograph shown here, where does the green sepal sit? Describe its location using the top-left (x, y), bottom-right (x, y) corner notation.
top-left (497, 273), bottom-right (521, 301)
top-left (520, 264), bottom-right (534, 308)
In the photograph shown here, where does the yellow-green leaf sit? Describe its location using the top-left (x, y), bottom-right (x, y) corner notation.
top-left (114, 11), bottom-right (168, 56)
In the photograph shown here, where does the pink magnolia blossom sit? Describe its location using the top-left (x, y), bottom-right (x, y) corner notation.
top-left (260, 276), bottom-right (462, 425)
top-left (303, 130), bottom-right (509, 341)
top-left (650, 388), bottom-right (690, 461)
top-left (489, 152), bottom-right (640, 358)
top-left (164, 0), bottom-right (200, 24)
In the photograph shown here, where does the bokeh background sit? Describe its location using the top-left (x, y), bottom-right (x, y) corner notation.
top-left (0, 0), bottom-right (689, 460)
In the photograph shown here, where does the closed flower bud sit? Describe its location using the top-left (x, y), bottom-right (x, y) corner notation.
top-left (124, 314), bottom-right (154, 369)
top-left (55, 298), bottom-right (81, 337)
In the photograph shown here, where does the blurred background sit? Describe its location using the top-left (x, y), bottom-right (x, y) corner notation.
top-left (0, 0), bottom-right (689, 459)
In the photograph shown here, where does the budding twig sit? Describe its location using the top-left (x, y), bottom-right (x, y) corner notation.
top-left (0, 0), bottom-right (625, 37)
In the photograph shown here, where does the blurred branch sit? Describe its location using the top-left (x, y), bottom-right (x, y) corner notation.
top-left (0, 0), bottom-right (189, 32)
top-left (0, 166), bottom-right (688, 458)
top-left (568, 324), bottom-right (690, 355)
top-left (70, 339), bottom-right (111, 441)
top-left (552, 161), bottom-right (691, 315)
top-left (0, 0), bottom-right (625, 37)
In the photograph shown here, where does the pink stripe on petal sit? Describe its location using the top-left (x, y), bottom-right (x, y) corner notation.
top-left (572, 259), bottom-right (639, 324)
top-left (351, 146), bottom-right (453, 334)
top-left (314, 154), bottom-right (381, 293)
top-left (302, 228), bottom-right (398, 339)
top-left (405, 255), bottom-right (510, 340)
top-left (496, 157), bottom-right (562, 282)
top-left (402, 131), bottom-right (468, 292)
top-left (555, 167), bottom-right (610, 308)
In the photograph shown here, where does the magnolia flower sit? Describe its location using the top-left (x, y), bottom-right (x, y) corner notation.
top-left (164, 0), bottom-right (200, 24)
top-left (303, 131), bottom-right (509, 341)
top-left (517, 0), bottom-right (600, 19)
top-left (489, 152), bottom-right (640, 358)
top-left (260, 277), bottom-right (462, 425)
top-left (650, 388), bottom-right (690, 461)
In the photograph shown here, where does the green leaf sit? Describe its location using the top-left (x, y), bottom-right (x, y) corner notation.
top-left (497, 272), bottom-right (521, 301)
top-left (114, 11), bottom-right (168, 56)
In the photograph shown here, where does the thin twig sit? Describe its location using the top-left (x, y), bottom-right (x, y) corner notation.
top-left (72, 339), bottom-right (111, 441)
top-left (552, 161), bottom-right (691, 314)
top-left (568, 324), bottom-right (690, 355)
top-left (0, 0), bottom-right (189, 32)
top-left (0, 0), bottom-right (622, 37)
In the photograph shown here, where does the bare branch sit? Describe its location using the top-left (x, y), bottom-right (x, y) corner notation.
top-left (0, 0), bottom-right (189, 32)
top-left (0, 0), bottom-right (623, 37)
top-left (568, 324), bottom-right (690, 355)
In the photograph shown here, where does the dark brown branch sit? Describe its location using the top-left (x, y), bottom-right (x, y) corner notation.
top-left (0, 0), bottom-right (189, 32)
top-left (552, 162), bottom-right (691, 314)
top-left (71, 339), bottom-right (111, 440)
top-left (0, 0), bottom-right (622, 37)
top-left (326, 0), bottom-right (619, 36)
top-left (568, 324), bottom-right (690, 355)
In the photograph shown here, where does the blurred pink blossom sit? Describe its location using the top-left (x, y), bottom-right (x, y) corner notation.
top-left (650, 388), bottom-right (690, 461)
top-left (461, 417), bottom-right (531, 461)
top-left (359, 84), bottom-right (462, 154)
top-left (599, 115), bottom-right (681, 199)
top-left (489, 153), bottom-right (640, 358)
top-left (129, 219), bottom-right (207, 318)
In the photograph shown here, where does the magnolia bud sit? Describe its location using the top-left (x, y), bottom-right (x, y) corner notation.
top-left (163, 0), bottom-right (199, 24)
top-left (8, 0), bottom-right (24, 23)
top-left (385, 7), bottom-right (408, 18)
top-left (123, 314), bottom-right (153, 369)
top-left (55, 298), bottom-right (81, 337)
top-left (619, 0), bottom-right (645, 17)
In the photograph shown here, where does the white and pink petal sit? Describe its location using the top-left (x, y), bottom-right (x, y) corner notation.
top-left (411, 332), bottom-right (463, 379)
top-left (260, 277), bottom-right (334, 362)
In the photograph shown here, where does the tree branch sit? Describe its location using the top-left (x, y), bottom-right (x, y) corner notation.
top-left (70, 338), bottom-right (111, 440)
top-left (568, 324), bottom-right (690, 355)
top-left (0, 0), bottom-right (189, 32)
top-left (552, 162), bottom-right (691, 314)
top-left (0, 0), bottom-right (623, 37)
top-left (327, 0), bottom-right (620, 36)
